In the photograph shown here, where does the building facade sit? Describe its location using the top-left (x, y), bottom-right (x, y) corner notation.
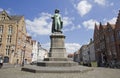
top-left (79, 39), bottom-right (95, 65)
top-left (31, 41), bottom-right (48, 62)
top-left (31, 40), bottom-right (38, 62)
top-left (0, 10), bottom-right (33, 64)
top-left (37, 45), bottom-right (48, 61)
top-left (94, 10), bottom-right (120, 67)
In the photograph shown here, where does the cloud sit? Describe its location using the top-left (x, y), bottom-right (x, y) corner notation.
top-left (94, 0), bottom-right (114, 7)
top-left (0, 8), bottom-right (3, 11)
top-left (94, 0), bottom-right (106, 5)
top-left (62, 17), bottom-right (81, 32)
top-left (64, 8), bottom-right (68, 15)
top-left (74, 0), bottom-right (92, 16)
top-left (82, 19), bottom-right (99, 30)
top-left (0, 8), bottom-right (11, 14)
top-left (26, 12), bottom-right (52, 35)
top-left (65, 43), bottom-right (81, 53)
top-left (42, 42), bottom-right (50, 51)
top-left (107, 17), bottom-right (117, 24)
top-left (83, 17), bottom-right (117, 30)
top-left (63, 17), bottom-right (74, 27)
top-left (26, 12), bottom-right (81, 36)
top-left (103, 17), bottom-right (117, 24)
top-left (42, 42), bottom-right (81, 54)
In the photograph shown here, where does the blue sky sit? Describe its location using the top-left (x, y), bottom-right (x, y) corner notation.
top-left (0, 0), bottom-right (120, 53)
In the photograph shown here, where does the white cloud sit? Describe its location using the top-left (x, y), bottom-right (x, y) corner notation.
top-left (75, 0), bottom-right (92, 16)
top-left (63, 17), bottom-right (74, 27)
top-left (94, 0), bottom-right (106, 5)
top-left (26, 12), bottom-right (81, 36)
top-left (77, 25), bottom-right (81, 29)
top-left (104, 17), bottom-right (117, 24)
top-left (0, 8), bottom-right (3, 11)
top-left (94, 0), bottom-right (114, 7)
top-left (83, 19), bottom-right (99, 30)
top-left (0, 8), bottom-right (11, 14)
top-left (26, 12), bottom-right (52, 35)
top-left (62, 17), bottom-right (81, 32)
top-left (65, 43), bottom-right (81, 53)
top-left (42, 42), bottom-right (50, 51)
top-left (110, 2), bottom-right (114, 6)
top-left (107, 17), bottom-right (117, 24)
top-left (42, 42), bottom-right (81, 54)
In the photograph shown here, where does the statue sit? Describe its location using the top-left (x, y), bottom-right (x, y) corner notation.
top-left (51, 9), bottom-right (63, 33)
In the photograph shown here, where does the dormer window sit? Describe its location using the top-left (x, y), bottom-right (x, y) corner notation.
top-left (0, 10), bottom-right (10, 21)
top-left (2, 14), bottom-right (5, 20)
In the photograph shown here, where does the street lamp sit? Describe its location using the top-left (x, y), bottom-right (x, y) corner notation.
top-left (22, 45), bottom-right (26, 67)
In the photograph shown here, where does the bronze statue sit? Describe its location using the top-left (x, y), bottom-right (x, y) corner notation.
top-left (51, 9), bottom-right (63, 33)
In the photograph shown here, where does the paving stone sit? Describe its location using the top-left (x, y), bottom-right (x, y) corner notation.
top-left (0, 65), bottom-right (120, 78)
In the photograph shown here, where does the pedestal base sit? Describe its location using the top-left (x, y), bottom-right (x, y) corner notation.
top-left (37, 57), bottom-right (78, 67)
top-left (37, 61), bottom-right (78, 67)
top-left (21, 65), bottom-right (93, 73)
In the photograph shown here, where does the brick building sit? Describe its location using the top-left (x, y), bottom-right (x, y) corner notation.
top-left (94, 10), bottom-right (120, 67)
top-left (0, 10), bottom-right (33, 64)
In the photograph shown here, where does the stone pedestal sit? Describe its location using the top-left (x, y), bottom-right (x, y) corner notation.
top-left (37, 32), bottom-right (78, 67)
top-left (49, 33), bottom-right (66, 58)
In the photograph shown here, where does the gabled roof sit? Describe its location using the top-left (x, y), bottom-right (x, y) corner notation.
top-left (11, 15), bottom-right (23, 22)
top-left (106, 22), bottom-right (115, 30)
top-left (110, 24), bottom-right (115, 29)
top-left (0, 10), bottom-right (23, 22)
top-left (95, 23), bottom-right (99, 30)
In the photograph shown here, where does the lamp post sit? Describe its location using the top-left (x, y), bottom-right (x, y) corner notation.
top-left (22, 45), bottom-right (26, 67)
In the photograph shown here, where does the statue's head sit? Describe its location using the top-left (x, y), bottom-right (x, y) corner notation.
top-left (55, 9), bottom-right (59, 13)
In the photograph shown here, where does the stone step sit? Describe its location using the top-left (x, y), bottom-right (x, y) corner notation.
top-left (44, 58), bottom-right (71, 61)
top-left (21, 65), bottom-right (94, 73)
top-left (37, 61), bottom-right (78, 67)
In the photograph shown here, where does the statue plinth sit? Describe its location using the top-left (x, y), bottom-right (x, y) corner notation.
top-left (37, 32), bottom-right (78, 67)
top-left (49, 32), bottom-right (66, 58)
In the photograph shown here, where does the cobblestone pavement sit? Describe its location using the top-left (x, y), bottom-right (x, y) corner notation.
top-left (0, 66), bottom-right (120, 78)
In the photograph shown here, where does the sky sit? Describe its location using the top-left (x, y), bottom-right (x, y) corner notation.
top-left (0, 0), bottom-right (120, 54)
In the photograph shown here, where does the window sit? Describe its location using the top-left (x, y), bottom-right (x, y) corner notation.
top-left (108, 27), bottom-right (112, 32)
top-left (8, 26), bottom-right (13, 34)
top-left (106, 37), bottom-right (109, 43)
top-left (111, 35), bottom-right (114, 42)
top-left (0, 25), bottom-right (3, 34)
top-left (118, 31), bottom-right (120, 40)
top-left (119, 44), bottom-right (120, 53)
top-left (112, 46), bottom-right (116, 55)
top-left (6, 45), bottom-right (10, 55)
top-left (0, 35), bottom-right (2, 42)
top-left (2, 14), bottom-right (5, 20)
top-left (7, 35), bottom-right (12, 43)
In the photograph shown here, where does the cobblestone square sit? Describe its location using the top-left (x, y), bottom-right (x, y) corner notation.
top-left (0, 65), bottom-right (120, 78)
